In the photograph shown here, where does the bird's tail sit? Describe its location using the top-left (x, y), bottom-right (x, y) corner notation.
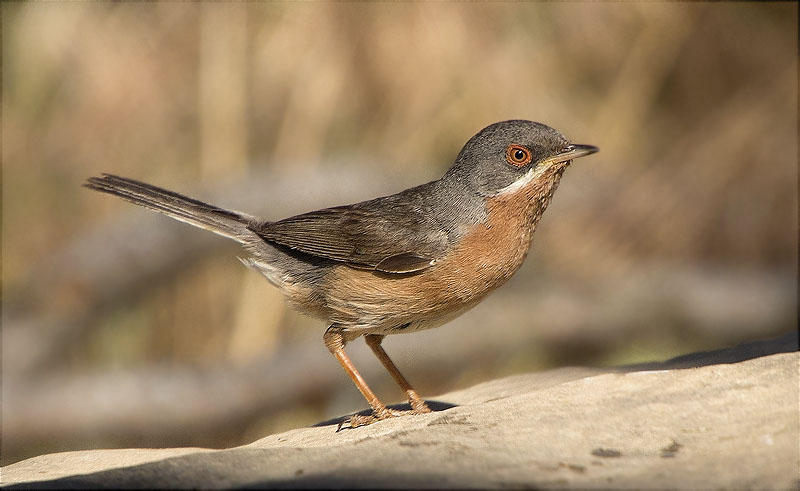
top-left (84, 174), bottom-right (255, 243)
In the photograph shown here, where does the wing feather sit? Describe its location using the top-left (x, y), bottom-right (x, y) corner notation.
top-left (250, 190), bottom-right (448, 273)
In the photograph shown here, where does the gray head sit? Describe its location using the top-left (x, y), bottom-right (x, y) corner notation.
top-left (444, 120), bottom-right (598, 196)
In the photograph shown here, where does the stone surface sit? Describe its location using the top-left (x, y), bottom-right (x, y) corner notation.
top-left (3, 334), bottom-right (798, 489)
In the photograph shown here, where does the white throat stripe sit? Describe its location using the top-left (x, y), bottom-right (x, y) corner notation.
top-left (495, 164), bottom-right (549, 196)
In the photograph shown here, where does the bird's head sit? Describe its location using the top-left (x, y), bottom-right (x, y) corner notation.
top-left (445, 120), bottom-right (598, 197)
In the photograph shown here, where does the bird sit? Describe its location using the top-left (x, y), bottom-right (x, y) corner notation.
top-left (85, 120), bottom-right (598, 429)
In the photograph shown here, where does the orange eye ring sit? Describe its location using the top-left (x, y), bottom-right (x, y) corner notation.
top-left (505, 144), bottom-right (532, 167)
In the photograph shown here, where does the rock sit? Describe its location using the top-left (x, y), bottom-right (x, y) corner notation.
top-left (3, 334), bottom-right (798, 489)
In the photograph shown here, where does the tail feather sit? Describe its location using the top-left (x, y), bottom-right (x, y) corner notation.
top-left (84, 174), bottom-right (255, 242)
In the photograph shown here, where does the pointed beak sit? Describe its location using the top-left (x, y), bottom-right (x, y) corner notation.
top-left (551, 143), bottom-right (599, 164)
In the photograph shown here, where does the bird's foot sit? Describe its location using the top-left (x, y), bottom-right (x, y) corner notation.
top-left (409, 397), bottom-right (432, 414)
top-left (337, 404), bottom-right (430, 431)
top-left (337, 406), bottom-right (399, 431)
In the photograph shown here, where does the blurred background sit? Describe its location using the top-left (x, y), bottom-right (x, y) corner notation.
top-left (2, 2), bottom-right (797, 465)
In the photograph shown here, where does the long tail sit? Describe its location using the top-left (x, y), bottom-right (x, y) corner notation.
top-left (84, 174), bottom-right (256, 243)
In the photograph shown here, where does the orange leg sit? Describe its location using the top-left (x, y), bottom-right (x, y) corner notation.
top-left (324, 327), bottom-right (394, 428)
top-left (364, 334), bottom-right (431, 413)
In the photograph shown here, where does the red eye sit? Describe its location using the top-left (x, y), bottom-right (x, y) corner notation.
top-left (505, 144), bottom-right (532, 167)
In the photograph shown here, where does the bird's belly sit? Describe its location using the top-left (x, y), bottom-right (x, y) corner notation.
top-left (325, 267), bottom-right (493, 338)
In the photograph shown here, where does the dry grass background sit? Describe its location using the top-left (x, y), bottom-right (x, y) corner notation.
top-left (2, 2), bottom-right (797, 465)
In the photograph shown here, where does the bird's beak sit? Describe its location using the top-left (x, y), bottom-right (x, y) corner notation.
top-left (550, 143), bottom-right (599, 165)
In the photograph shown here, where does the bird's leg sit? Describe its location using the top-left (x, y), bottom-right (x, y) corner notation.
top-left (364, 334), bottom-right (431, 414)
top-left (323, 326), bottom-right (396, 429)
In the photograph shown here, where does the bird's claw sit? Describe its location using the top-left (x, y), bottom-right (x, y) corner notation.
top-left (337, 408), bottom-right (395, 431)
top-left (336, 403), bottom-right (430, 431)
top-left (410, 399), bottom-right (432, 414)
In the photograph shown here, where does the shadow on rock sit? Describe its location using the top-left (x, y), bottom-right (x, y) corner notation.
top-left (621, 331), bottom-right (797, 372)
top-left (3, 447), bottom-right (486, 490)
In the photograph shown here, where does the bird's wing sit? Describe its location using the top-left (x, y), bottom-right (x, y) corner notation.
top-left (250, 195), bottom-right (449, 273)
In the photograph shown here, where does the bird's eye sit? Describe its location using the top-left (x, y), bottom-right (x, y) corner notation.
top-left (505, 144), bottom-right (532, 167)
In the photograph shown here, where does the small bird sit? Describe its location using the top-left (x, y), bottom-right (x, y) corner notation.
top-left (85, 120), bottom-right (597, 429)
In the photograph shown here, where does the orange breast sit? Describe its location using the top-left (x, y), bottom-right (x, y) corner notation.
top-left (323, 167), bottom-right (565, 338)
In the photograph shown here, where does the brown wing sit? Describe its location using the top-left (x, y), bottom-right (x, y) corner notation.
top-left (250, 195), bottom-right (450, 273)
